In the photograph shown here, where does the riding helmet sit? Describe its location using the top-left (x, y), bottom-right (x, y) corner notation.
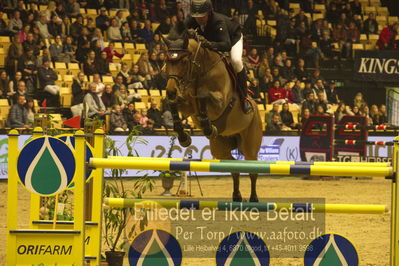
top-left (191, 0), bottom-right (212, 17)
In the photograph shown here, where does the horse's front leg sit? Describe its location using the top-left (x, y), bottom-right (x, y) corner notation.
top-left (198, 97), bottom-right (218, 138)
top-left (167, 89), bottom-right (192, 147)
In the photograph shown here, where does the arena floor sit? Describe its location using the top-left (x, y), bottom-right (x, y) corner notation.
top-left (0, 176), bottom-right (391, 266)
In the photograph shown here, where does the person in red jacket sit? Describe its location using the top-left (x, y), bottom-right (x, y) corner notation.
top-left (102, 41), bottom-right (124, 63)
top-left (377, 23), bottom-right (399, 50)
top-left (282, 81), bottom-right (294, 104)
top-left (268, 80), bottom-right (285, 104)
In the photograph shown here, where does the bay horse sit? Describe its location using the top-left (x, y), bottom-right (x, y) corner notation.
top-left (163, 30), bottom-right (263, 202)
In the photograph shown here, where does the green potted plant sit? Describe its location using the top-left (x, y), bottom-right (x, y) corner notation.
top-left (103, 128), bottom-right (155, 266)
top-left (159, 136), bottom-right (182, 196)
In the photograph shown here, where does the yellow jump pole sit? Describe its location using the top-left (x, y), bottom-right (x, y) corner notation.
top-left (391, 136), bottom-right (399, 265)
top-left (107, 156), bottom-right (391, 167)
top-left (90, 158), bottom-right (393, 178)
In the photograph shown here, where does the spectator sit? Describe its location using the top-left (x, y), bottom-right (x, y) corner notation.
top-left (18, 24), bottom-right (31, 43)
top-left (335, 102), bottom-right (350, 122)
top-left (92, 28), bottom-right (105, 50)
top-left (38, 58), bottom-right (60, 107)
top-left (140, 108), bottom-right (149, 127)
top-left (319, 31), bottom-right (336, 59)
top-left (110, 104), bottom-right (129, 132)
top-left (86, 17), bottom-right (96, 38)
top-left (96, 50), bottom-right (111, 76)
top-left (363, 13), bottom-right (378, 35)
top-left (114, 85), bottom-right (129, 109)
top-left (147, 100), bottom-right (163, 128)
top-left (70, 14), bottom-right (84, 41)
top-left (65, 0), bottom-right (80, 18)
top-left (350, 0), bottom-right (362, 16)
top-left (83, 50), bottom-right (97, 76)
top-left (294, 58), bottom-right (308, 80)
top-left (292, 80), bottom-right (305, 104)
top-left (247, 48), bottom-right (260, 70)
top-left (271, 67), bottom-right (285, 85)
top-left (314, 103), bottom-right (327, 115)
top-left (300, 108), bottom-right (311, 126)
top-left (71, 72), bottom-right (88, 117)
top-left (130, 64), bottom-right (147, 90)
top-left (8, 10), bottom-right (23, 35)
top-left (302, 92), bottom-right (316, 114)
top-left (107, 18), bottom-right (123, 41)
top-left (114, 10), bottom-right (126, 28)
top-left (347, 22), bottom-right (360, 44)
top-left (18, 48), bottom-right (37, 99)
top-left (13, 80), bottom-right (27, 103)
top-left (75, 40), bottom-right (90, 63)
top-left (280, 102), bottom-right (297, 129)
top-left (123, 102), bottom-right (137, 130)
top-left (118, 63), bottom-right (132, 87)
top-left (83, 82), bottom-right (106, 118)
top-left (379, 104), bottom-right (388, 124)
top-left (352, 105), bottom-right (361, 115)
top-left (7, 94), bottom-right (30, 129)
top-left (265, 103), bottom-right (280, 125)
top-left (6, 34), bottom-right (23, 77)
top-left (101, 85), bottom-right (115, 109)
top-left (266, 113), bottom-right (283, 133)
top-left (361, 104), bottom-right (373, 126)
top-left (112, 75), bottom-right (125, 92)
top-left (281, 59), bottom-right (295, 81)
top-left (326, 80), bottom-right (340, 104)
top-left (35, 14), bottom-right (51, 40)
top-left (92, 74), bottom-right (105, 96)
top-left (63, 36), bottom-right (76, 62)
top-left (282, 81), bottom-right (294, 104)
top-left (130, 20), bottom-right (143, 42)
top-left (369, 104), bottom-right (380, 125)
top-left (0, 71), bottom-right (9, 100)
top-left (121, 21), bottom-right (133, 42)
top-left (162, 102), bottom-right (173, 129)
top-left (55, 2), bottom-right (66, 20)
top-left (96, 7), bottom-right (110, 32)
top-left (353, 92), bottom-right (366, 109)
top-left (156, 17), bottom-right (172, 35)
top-left (49, 35), bottom-right (65, 62)
top-left (377, 23), bottom-right (399, 50)
top-left (0, 10), bottom-right (8, 36)
top-left (103, 41), bottom-right (124, 63)
top-left (294, 10), bottom-right (309, 30)
top-left (25, 98), bottom-right (36, 127)
top-left (138, 51), bottom-right (155, 89)
top-left (61, 16), bottom-right (71, 37)
top-left (141, 19), bottom-right (154, 43)
top-left (268, 80), bottom-right (285, 104)
top-left (48, 14), bottom-right (62, 37)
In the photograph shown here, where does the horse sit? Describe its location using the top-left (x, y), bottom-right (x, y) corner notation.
top-left (162, 30), bottom-right (263, 202)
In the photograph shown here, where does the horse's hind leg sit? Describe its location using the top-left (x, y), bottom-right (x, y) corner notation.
top-left (209, 135), bottom-right (242, 202)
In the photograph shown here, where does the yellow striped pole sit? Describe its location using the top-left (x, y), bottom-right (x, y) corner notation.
top-left (90, 158), bottom-right (393, 178)
top-left (107, 156), bottom-right (391, 167)
top-left (391, 136), bottom-right (399, 265)
top-left (104, 198), bottom-right (388, 215)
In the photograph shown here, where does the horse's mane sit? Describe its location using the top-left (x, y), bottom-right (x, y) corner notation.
top-left (168, 21), bottom-right (187, 41)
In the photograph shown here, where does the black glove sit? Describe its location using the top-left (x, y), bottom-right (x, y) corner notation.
top-left (198, 35), bottom-right (212, 49)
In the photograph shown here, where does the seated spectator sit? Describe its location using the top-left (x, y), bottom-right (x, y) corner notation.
top-left (314, 79), bottom-right (327, 99)
top-left (75, 40), bottom-right (90, 63)
top-left (353, 92), bottom-right (366, 109)
top-left (265, 103), bottom-right (281, 125)
top-left (35, 13), bottom-right (51, 40)
top-left (282, 81), bottom-right (294, 104)
top-left (271, 67), bottom-right (286, 85)
top-left (302, 92), bottom-right (316, 114)
top-left (129, 20), bottom-right (143, 43)
top-left (292, 80), bottom-right (305, 104)
top-left (268, 81), bottom-right (285, 104)
top-left (300, 108), bottom-right (311, 126)
top-left (92, 74), bottom-right (105, 96)
top-left (370, 104), bottom-right (381, 125)
top-left (101, 85), bottom-right (115, 109)
top-left (140, 108), bottom-right (149, 127)
top-left (6, 34), bottom-right (23, 77)
top-left (110, 104), bottom-right (129, 132)
top-left (123, 102), bottom-right (137, 130)
top-left (162, 103), bottom-right (173, 129)
top-left (281, 59), bottom-right (295, 81)
top-left (249, 79), bottom-right (262, 104)
top-left (8, 10), bottom-right (23, 35)
top-left (49, 35), bottom-right (65, 62)
top-left (83, 50), bottom-right (97, 76)
top-left (147, 100), bottom-right (163, 128)
top-left (112, 75), bottom-right (125, 92)
top-left (118, 63), bottom-right (132, 87)
top-left (350, 0), bottom-right (362, 16)
top-left (142, 119), bottom-right (156, 135)
top-left (361, 104), bottom-right (373, 126)
top-left (114, 85), bottom-right (129, 109)
top-left (107, 18), bottom-right (122, 41)
top-left (71, 72), bottom-right (88, 117)
top-left (48, 14), bottom-right (62, 37)
top-left (319, 31), bottom-right (336, 59)
top-left (0, 10), bottom-right (8, 36)
top-left (86, 18), bottom-right (96, 37)
top-left (121, 21), bottom-right (133, 42)
top-left (65, 0), bottom-right (80, 18)
top-left (70, 14), bottom-right (84, 41)
top-left (61, 16), bottom-right (71, 37)
top-left (363, 13), bottom-right (378, 35)
top-left (149, 52), bottom-right (166, 91)
top-left (335, 102), bottom-right (350, 123)
top-left (266, 113), bottom-right (283, 133)
top-left (7, 94), bottom-right (30, 129)
top-left (317, 90), bottom-right (330, 113)
top-left (63, 36), bottom-right (76, 62)
top-left (18, 24), bottom-right (31, 43)
top-left (377, 23), bottom-right (399, 50)
top-left (257, 57), bottom-right (270, 80)
top-left (333, 23), bottom-right (351, 58)
top-left (326, 80), bottom-right (339, 104)
top-left (280, 103), bottom-right (297, 129)
top-left (114, 10), bottom-right (126, 28)
top-left (96, 7), bottom-right (110, 32)
top-left (83, 82), bottom-right (106, 119)
top-left (141, 19), bottom-right (154, 43)
top-left (0, 70), bottom-right (9, 100)
top-left (347, 22), bottom-right (360, 44)
top-left (38, 58), bottom-right (60, 107)
top-left (96, 50), bottom-right (111, 76)
top-left (314, 103), bottom-right (327, 115)
top-left (103, 41), bottom-right (124, 63)
top-left (13, 80), bottom-right (28, 104)
top-left (352, 105), bottom-right (361, 115)
top-left (247, 48), bottom-right (260, 70)
top-left (92, 28), bottom-right (105, 50)
top-left (156, 17), bottom-right (172, 35)
top-left (138, 51), bottom-right (155, 89)
top-left (25, 98), bottom-right (36, 127)
top-left (379, 104), bottom-right (388, 124)
top-left (294, 58), bottom-right (308, 80)
top-left (130, 64), bottom-right (148, 90)
top-left (18, 48), bottom-right (38, 99)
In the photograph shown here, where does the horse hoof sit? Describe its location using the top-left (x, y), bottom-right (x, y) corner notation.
top-left (249, 196), bottom-right (259, 202)
top-left (232, 192), bottom-right (242, 202)
top-left (205, 125), bottom-right (218, 139)
top-left (178, 133), bottom-right (192, 147)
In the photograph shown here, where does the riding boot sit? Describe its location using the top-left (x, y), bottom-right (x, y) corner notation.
top-left (236, 69), bottom-right (253, 114)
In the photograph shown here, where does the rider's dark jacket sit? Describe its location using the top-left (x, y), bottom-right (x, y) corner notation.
top-left (184, 11), bottom-right (242, 52)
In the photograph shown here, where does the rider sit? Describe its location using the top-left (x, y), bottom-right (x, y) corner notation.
top-left (185, 0), bottom-right (252, 114)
